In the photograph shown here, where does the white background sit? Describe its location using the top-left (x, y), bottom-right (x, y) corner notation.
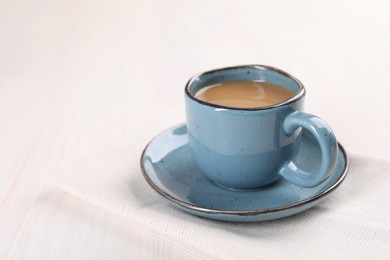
top-left (1, 0), bottom-right (389, 259)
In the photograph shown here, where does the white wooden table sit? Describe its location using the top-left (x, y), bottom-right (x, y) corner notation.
top-left (1, 0), bottom-right (389, 259)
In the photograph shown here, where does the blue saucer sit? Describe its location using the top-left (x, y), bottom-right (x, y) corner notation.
top-left (141, 124), bottom-right (348, 222)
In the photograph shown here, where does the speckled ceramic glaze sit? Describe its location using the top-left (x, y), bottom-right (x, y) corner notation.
top-left (140, 124), bottom-right (348, 222)
top-left (185, 65), bottom-right (338, 189)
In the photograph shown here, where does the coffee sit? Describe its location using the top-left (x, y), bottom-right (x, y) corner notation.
top-left (195, 81), bottom-right (294, 108)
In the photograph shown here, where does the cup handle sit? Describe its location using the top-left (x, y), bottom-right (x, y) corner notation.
top-left (278, 111), bottom-right (338, 188)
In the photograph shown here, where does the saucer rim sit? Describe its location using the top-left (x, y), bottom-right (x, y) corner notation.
top-left (140, 124), bottom-right (349, 216)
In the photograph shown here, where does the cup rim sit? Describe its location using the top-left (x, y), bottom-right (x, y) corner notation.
top-left (185, 64), bottom-right (306, 111)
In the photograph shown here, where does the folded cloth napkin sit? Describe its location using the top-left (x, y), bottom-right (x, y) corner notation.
top-left (52, 135), bottom-right (390, 260)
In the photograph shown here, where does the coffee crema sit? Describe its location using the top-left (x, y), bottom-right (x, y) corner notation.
top-left (194, 81), bottom-right (294, 108)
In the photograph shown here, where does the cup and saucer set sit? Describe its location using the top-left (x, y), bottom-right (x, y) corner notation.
top-left (140, 65), bottom-right (349, 222)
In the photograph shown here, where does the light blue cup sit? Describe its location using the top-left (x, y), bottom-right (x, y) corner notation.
top-left (185, 65), bottom-right (338, 190)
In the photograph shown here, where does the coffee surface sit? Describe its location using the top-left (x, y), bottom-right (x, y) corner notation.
top-left (195, 81), bottom-right (294, 108)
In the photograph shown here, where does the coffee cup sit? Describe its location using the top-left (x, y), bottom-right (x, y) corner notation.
top-left (185, 65), bottom-right (338, 190)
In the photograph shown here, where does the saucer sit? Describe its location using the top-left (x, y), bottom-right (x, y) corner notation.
top-left (140, 124), bottom-right (348, 222)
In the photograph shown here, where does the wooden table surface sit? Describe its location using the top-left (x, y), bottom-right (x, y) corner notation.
top-left (1, 0), bottom-right (389, 259)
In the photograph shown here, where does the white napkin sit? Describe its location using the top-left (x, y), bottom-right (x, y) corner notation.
top-left (52, 135), bottom-right (390, 260)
